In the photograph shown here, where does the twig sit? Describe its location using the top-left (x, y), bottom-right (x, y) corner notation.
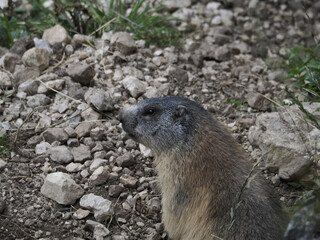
top-left (89, 18), bottom-right (116, 37)
top-left (36, 77), bottom-right (82, 104)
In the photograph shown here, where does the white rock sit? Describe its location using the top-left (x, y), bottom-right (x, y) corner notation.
top-left (66, 162), bottom-right (83, 172)
top-left (49, 146), bottom-right (74, 163)
top-left (0, 158), bottom-right (7, 170)
top-left (122, 76), bottom-right (147, 98)
top-left (90, 158), bottom-right (108, 172)
top-left (35, 141), bottom-right (51, 155)
top-left (41, 172), bottom-right (84, 205)
top-left (80, 193), bottom-right (114, 222)
top-left (42, 24), bottom-right (70, 47)
top-left (0, 72), bottom-right (11, 87)
top-left (73, 208), bottom-right (90, 220)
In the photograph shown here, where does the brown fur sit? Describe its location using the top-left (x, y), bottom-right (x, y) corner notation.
top-left (154, 117), bottom-right (288, 240)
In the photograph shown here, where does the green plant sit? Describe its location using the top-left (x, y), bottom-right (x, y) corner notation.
top-left (0, 135), bottom-right (10, 155)
top-left (0, 0), bottom-right (183, 48)
top-left (284, 45), bottom-right (320, 101)
top-left (226, 98), bottom-right (242, 107)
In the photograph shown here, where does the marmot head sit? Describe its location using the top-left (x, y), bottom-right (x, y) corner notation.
top-left (119, 96), bottom-right (209, 155)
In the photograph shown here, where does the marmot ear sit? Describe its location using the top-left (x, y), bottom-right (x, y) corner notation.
top-left (174, 105), bottom-right (187, 119)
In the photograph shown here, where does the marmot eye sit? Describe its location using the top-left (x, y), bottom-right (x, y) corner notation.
top-left (143, 108), bottom-right (156, 116)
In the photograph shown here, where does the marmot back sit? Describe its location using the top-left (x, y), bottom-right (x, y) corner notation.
top-left (119, 96), bottom-right (288, 240)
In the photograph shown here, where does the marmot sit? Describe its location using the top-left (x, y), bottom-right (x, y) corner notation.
top-left (119, 96), bottom-right (288, 240)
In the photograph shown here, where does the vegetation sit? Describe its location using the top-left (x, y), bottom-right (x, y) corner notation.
top-left (0, 135), bottom-right (10, 155)
top-left (0, 0), bottom-right (183, 48)
top-left (284, 45), bottom-right (320, 102)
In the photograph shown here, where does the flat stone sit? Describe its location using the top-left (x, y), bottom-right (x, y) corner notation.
top-left (89, 166), bottom-right (110, 186)
top-left (80, 193), bottom-right (114, 222)
top-left (116, 152), bottom-right (135, 167)
top-left (66, 63), bottom-right (95, 86)
top-left (42, 128), bottom-right (69, 143)
top-left (85, 220), bottom-right (110, 238)
top-left (49, 146), bottom-right (74, 164)
top-left (22, 48), bottom-right (50, 71)
top-left (71, 144), bottom-right (92, 163)
top-left (41, 172), bottom-right (84, 205)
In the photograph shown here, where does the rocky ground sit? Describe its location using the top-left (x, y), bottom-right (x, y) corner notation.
top-left (0, 0), bottom-right (319, 239)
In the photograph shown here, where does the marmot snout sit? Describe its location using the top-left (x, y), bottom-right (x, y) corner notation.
top-left (120, 96), bottom-right (288, 240)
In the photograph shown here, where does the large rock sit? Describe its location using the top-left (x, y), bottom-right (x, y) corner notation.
top-left (110, 32), bottom-right (136, 55)
top-left (80, 193), bottom-right (114, 222)
top-left (26, 94), bottom-right (51, 107)
top-left (22, 48), bottom-right (50, 71)
top-left (0, 52), bottom-right (21, 73)
top-left (66, 63), bottom-right (95, 86)
top-left (71, 144), bottom-right (92, 163)
top-left (41, 172), bottom-right (84, 205)
top-left (248, 103), bottom-right (320, 182)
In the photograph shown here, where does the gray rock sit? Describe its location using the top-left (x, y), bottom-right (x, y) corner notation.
top-left (27, 135), bottom-right (42, 147)
top-left (37, 79), bottom-right (65, 94)
top-left (26, 94), bottom-right (51, 107)
top-left (41, 172), bottom-right (84, 205)
top-left (42, 24), bottom-right (70, 49)
top-left (90, 158), bottom-right (108, 172)
top-left (42, 128), bottom-right (69, 143)
top-left (80, 193), bottom-right (114, 222)
top-left (35, 141), bottom-right (51, 155)
top-left (110, 32), bottom-right (136, 55)
top-left (108, 185), bottom-right (124, 198)
top-left (84, 88), bottom-right (114, 111)
top-left (120, 174), bottom-right (138, 188)
top-left (162, 0), bottom-right (191, 12)
top-left (73, 208), bottom-right (90, 220)
top-left (0, 72), bottom-right (12, 87)
top-left (81, 107), bottom-right (100, 121)
top-left (74, 122), bottom-right (96, 138)
top-left (89, 166), bottom-right (110, 186)
top-left (0, 52), bottom-right (21, 73)
top-left (248, 103), bottom-right (320, 181)
top-left (90, 127), bottom-right (105, 141)
top-left (268, 70), bottom-right (286, 82)
top-left (10, 35), bottom-right (34, 56)
top-left (66, 162), bottom-right (83, 172)
top-left (49, 146), bottom-right (74, 163)
top-left (215, 45), bottom-right (230, 61)
top-left (66, 63), bottom-right (95, 86)
top-left (0, 158), bottom-right (7, 170)
top-left (22, 48), bottom-right (50, 71)
top-left (122, 76), bottom-right (147, 98)
top-left (245, 92), bottom-right (271, 111)
top-left (17, 76), bottom-right (40, 95)
top-left (219, 9), bottom-right (234, 26)
top-left (116, 152), bottom-right (135, 167)
top-left (71, 144), bottom-right (92, 163)
top-left (64, 126), bottom-right (77, 138)
top-left (85, 220), bottom-right (110, 239)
